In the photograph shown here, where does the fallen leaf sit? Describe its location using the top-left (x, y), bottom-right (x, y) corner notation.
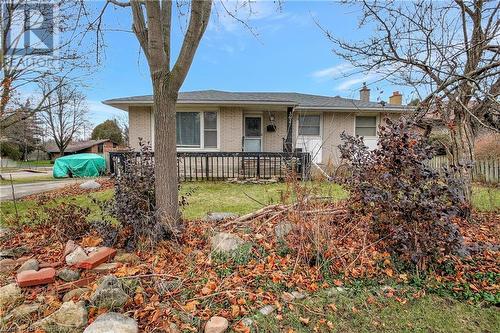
top-left (81, 236), bottom-right (103, 247)
top-left (183, 300), bottom-right (199, 312)
top-left (115, 265), bottom-right (141, 277)
top-left (299, 317), bottom-right (310, 325)
top-left (231, 305), bottom-right (240, 317)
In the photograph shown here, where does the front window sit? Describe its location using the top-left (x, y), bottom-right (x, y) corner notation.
top-left (203, 112), bottom-right (217, 148)
top-left (355, 116), bottom-right (377, 137)
top-left (176, 111), bottom-right (217, 149)
top-left (298, 115), bottom-right (320, 136)
top-left (97, 143), bottom-right (104, 153)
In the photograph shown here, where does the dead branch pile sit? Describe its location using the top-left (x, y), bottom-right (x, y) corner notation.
top-left (223, 202), bottom-right (348, 227)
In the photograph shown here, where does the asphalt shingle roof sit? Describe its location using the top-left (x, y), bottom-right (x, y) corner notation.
top-left (46, 139), bottom-right (111, 153)
top-left (103, 90), bottom-right (408, 110)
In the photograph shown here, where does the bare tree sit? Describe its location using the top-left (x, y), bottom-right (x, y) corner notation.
top-left (321, 0), bottom-right (500, 217)
top-left (1, 0), bottom-right (94, 131)
top-left (40, 79), bottom-right (88, 156)
top-left (104, 0), bottom-right (212, 234)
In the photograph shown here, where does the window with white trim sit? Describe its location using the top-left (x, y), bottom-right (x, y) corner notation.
top-left (203, 112), bottom-right (217, 148)
top-left (176, 111), bottom-right (218, 149)
top-left (355, 116), bottom-right (377, 137)
top-left (298, 115), bottom-right (320, 136)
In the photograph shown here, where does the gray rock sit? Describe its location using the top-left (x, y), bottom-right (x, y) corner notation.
top-left (0, 258), bottom-right (17, 273)
top-left (17, 258), bottom-right (39, 273)
top-left (281, 291), bottom-right (307, 302)
top-left (204, 316), bottom-right (228, 333)
top-left (114, 252), bottom-right (140, 264)
top-left (210, 232), bottom-right (245, 253)
top-left (241, 318), bottom-right (253, 327)
top-left (34, 301), bottom-right (87, 333)
top-left (0, 283), bottom-right (23, 309)
top-left (63, 240), bottom-right (78, 257)
top-left (80, 180), bottom-right (101, 190)
top-left (275, 222), bottom-right (293, 239)
top-left (258, 305), bottom-right (276, 316)
top-left (204, 212), bottom-right (237, 222)
top-left (90, 275), bottom-right (129, 309)
top-left (0, 246), bottom-right (28, 259)
top-left (6, 303), bottom-right (42, 321)
top-left (57, 268), bottom-right (81, 282)
top-left (291, 291), bottom-right (307, 300)
top-left (65, 246), bottom-right (89, 265)
top-left (63, 288), bottom-right (90, 302)
top-left (83, 312), bottom-right (138, 333)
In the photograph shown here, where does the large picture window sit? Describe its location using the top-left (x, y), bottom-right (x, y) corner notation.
top-left (355, 116), bottom-right (377, 137)
top-left (298, 115), bottom-right (320, 136)
top-left (176, 111), bottom-right (218, 149)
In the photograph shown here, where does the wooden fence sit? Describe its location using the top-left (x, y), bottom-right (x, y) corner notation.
top-left (428, 156), bottom-right (499, 184)
top-left (109, 151), bottom-right (312, 181)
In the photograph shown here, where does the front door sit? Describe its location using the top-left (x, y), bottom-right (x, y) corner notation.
top-left (243, 116), bottom-right (262, 152)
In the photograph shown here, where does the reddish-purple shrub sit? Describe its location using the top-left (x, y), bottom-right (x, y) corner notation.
top-left (339, 118), bottom-right (467, 269)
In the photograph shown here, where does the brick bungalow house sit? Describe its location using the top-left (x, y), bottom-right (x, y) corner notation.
top-left (103, 86), bottom-right (409, 166)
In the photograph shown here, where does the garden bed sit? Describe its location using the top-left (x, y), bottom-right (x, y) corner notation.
top-left (0, 197), bottom-right (498, 332)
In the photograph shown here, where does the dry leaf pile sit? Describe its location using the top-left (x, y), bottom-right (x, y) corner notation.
top-left (0, 203), bottom-right (498, 332)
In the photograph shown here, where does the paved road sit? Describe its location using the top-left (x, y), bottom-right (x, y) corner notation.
top-left (0, 180), bottom-right (80, 201)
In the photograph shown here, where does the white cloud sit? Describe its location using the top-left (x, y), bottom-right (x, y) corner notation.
top-left (312, 63), bottom-right (354, 79)
top-left (336, 73), bottom-right (380, 91)
top-left (87, 100), bottom-right (125, 125)
top-left (209, 0), bottom-right (292, 34)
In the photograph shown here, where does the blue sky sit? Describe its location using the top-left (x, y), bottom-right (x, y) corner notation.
top-left (87, 1), bottom-right (416, 125)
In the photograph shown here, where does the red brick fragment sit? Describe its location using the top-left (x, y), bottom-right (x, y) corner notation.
top-left (17, 268), bottom-right (56, 287)
top-left (73, 247), bottom-right (116, 270)
top-left (57, 277), bottom-right (95, 293)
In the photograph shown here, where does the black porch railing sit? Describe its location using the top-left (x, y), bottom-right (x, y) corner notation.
top-left (109, 151), bottom-right (311, 181)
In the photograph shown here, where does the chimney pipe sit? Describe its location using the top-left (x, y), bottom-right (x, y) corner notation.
top-left (389, 91), bottom-right (402, 105)
top-left (360, 82), bottom-right (370, 102)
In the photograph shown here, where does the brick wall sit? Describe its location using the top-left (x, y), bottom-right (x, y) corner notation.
top-left (128, 106), bottom-right (152, 149)
top-left (219, 107), bottom-right (243, 151)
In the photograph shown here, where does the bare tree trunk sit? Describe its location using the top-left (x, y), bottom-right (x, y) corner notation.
top-left (152, 74), bottom-right (180, 232)
top-left (448, 110), bottom-right (475, 218)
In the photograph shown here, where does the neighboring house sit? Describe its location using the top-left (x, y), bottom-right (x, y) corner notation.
top-left (103, 86), bottom-right (409, 165)
top-left (47, 139), bottom-right (119, 160)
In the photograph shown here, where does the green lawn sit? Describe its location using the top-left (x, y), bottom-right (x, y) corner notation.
top-left (0, 182), bottom-right (497, 225)
top-left (251, 287), bottom-right (500, 333)
top-left (472, 185), bottom-right (500, 212)
top-left (17, 160), bottom-right (53, 167)
top-left (179, 181), bottom-right (347, 220)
